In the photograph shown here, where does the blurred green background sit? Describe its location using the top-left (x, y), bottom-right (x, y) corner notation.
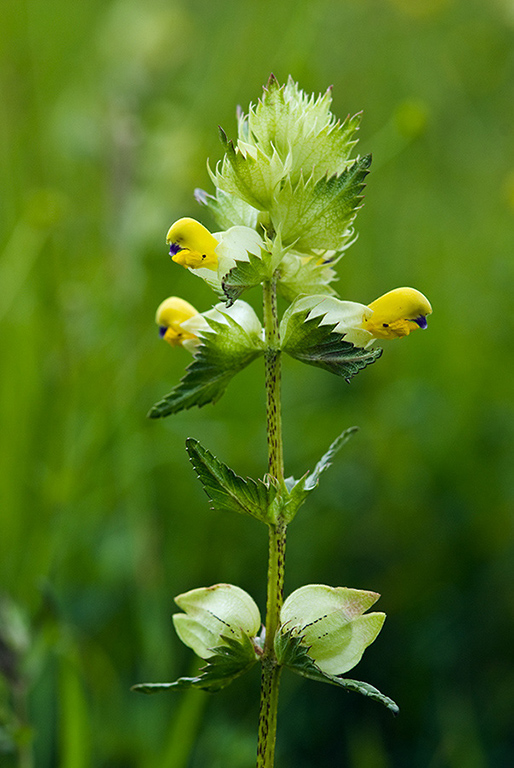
top-left (1, 0), bottom-right (514, 765)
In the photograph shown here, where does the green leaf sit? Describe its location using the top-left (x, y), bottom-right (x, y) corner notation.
top-left (282, 427), bottom-right (358, 522)
top-left (222, 250), bottom-right (273, 305)
top-left (186, 438), bottom-right (278, 523)
top-left (275, 630), bottom-right (398, 715)
top-left (282, 311), bottom-right (382, 382)
top-left (148, 315), bottom-right (264, 419)
top-left (132, 634), bottom-right (259, 695)
top-left (272, 155), bottom-right (371, 252)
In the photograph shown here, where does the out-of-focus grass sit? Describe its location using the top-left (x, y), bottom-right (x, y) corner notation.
top-left (1, 0), bottom-right (513, 765)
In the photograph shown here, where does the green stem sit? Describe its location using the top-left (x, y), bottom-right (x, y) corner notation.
top-left (263, 279), bottom-right (284, 484)
top-left (257, 278), bottom-right (287, 768)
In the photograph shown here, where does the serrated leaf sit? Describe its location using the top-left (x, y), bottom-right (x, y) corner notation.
top-left (282, 311), bottom-right (382, 382)
top-left (132, 634), bottom-right (259, 695)
top-left (286, 112), bottom-right (361, 184)
top-left (215, 134), bottom-right (284, 211)
top-left (186, 438), bottom-right (277, 523)
top-left (195, 187), bottom-right (260, 230)
top-left (275, 629), bottom-right (398, 715)
top-left (273, 155), bottom-right (371, 252)
top-left (149, 315), bottom-right (264, 419)
top-left (222, 251), bottom-right (273, 305)
top-left (282, 427), bottom-right (358, 522)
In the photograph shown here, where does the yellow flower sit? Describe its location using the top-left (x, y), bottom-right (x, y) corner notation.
top-left (363, 287), bottom-right (432, 340)
top-left (155, 296), bottom-right (199, 348)
top-left (166, 217), bottom-right (219, 271)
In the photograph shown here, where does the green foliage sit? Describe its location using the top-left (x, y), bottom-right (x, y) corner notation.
top-left (132, 634), bottom-right (259, 694)
top-left (274, 629), bottom-right (398, 715)
top-left (282, 311), bottom-right (382, 382)
top-left (215, 129), bottom-right (283, 211)
top-left (149, 315), bottom-right (264, 418)
top-left (222, 251), bottom-right (273, 305)
top-left (186, 438), bottom-right (278, 523)
top-left (186, 428), bottom-right (359, 526)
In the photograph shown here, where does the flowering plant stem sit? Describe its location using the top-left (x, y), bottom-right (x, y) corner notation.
top-left (140, 77), bottom-right (421, 765)
top-left (257, 276), bottom-right (286, 767)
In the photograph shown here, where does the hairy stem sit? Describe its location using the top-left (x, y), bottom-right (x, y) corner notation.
top-left (257, 278), bottom-right (286, 768)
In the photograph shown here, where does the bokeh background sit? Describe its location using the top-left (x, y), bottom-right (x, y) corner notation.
top-left (1, 0), bottom-right (514, 765)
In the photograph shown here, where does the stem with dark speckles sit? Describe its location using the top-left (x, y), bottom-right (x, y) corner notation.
top-left (257, 278), bottom-right (286, 768)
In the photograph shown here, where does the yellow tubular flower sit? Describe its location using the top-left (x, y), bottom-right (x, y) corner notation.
top-left (166, 217), bottom-right (219, 271)
top-left (155, 296), bottom-right (199, 347)
top-left (364, 287), bottom-right (432, 340)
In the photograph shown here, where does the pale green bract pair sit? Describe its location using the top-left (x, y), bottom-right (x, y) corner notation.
top-left (132, 581), bottom-right (397, 712)
top-left (173, 583), bottom-right (385, 677)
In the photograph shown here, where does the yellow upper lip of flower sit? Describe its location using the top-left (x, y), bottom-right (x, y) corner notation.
top-left (155, 296), bottom-right (200, 348)
top-left (166, 218), bottom-right (219, 271)
top-left (363, 287), bottom-right (432, 340)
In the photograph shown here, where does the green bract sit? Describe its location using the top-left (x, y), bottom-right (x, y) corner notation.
top-left (280, 295), bottom-right (382, 381)
top-left (239, 77), bottom-right (360, 183)
top-left (149, 300), bottom-right (264, 418)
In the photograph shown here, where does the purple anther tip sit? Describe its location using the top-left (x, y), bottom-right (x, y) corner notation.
top-left (169, 242), bottom-right (181, 257)
top-left (159, 326), bottom-right (167, 338)
top-left (414, 315), bottom-right (428, 329)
